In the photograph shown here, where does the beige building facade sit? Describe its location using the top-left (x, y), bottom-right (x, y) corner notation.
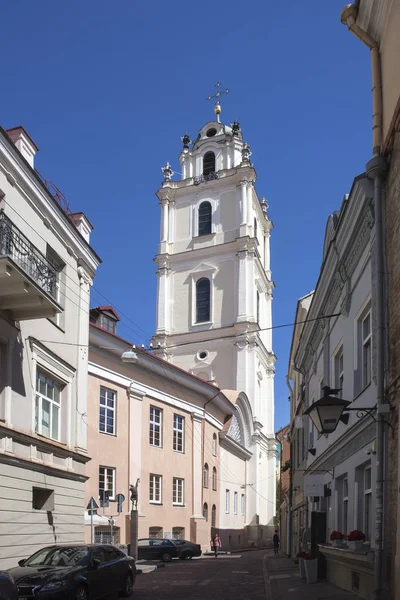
top-left (0, 125), bottom-right (100, 567)
top-left (85, 308), bottom-right (263, 551)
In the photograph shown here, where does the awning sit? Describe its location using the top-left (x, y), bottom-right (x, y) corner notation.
top-left (84, 511), bottom-right (110, 526)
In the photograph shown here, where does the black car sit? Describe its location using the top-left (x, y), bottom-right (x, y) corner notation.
top-left (0, 570), bottom-right (18, 600)
top-left (137, 539), bottom-right (178, 562)
top-left (8, 544), bottom-right (135, 600)
top-left (172, 540), bottom-right (202, 560)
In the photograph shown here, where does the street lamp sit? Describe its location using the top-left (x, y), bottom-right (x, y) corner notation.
top-left (304, 386), bottom-right (376, 435)
top-left (121, 348), bottom-right (139, 363)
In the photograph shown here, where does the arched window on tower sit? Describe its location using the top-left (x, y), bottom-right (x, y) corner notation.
top-left (211, 504), bottom-right (216, 527)
top-left (203, 502), bottom-right (208, 521)
top-left (212, 467), bottom-right (217, 491)
top-left (212, 433), bottom-right (217, 456)
top-left (203, 151), bottom-right (216, 176)
top-left (196, 278), bottom-right (211, 323)
top-left (203, 463), bottom-right (209, 488)
top-left (198, 201), bottom-right (212, 236)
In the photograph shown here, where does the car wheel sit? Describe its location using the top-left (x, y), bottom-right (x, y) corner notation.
top-left (183, 550), bottom-right (193, 560)
top-left (119, 574), bottom-right (133, 597)
top-left (76, 585), bottom-right (88, 600)
top-left (161, 552), bottom-right (172, 562)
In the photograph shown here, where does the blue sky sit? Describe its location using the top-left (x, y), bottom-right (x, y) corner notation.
top-left (2, 0), bottom-right (371, 431)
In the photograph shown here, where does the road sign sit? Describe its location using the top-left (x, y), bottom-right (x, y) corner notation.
top-left (99, 490), bottom-right (110, 508)
top-left (87, 497), bottom-right (99, 511)
top-left (115, 493), bottom-right (125, 514)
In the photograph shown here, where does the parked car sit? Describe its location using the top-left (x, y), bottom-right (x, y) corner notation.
top-left (137, 539), bottom-right (178, 562)
top-left (0, 571), bottom-right (17, 600)
top-left (8, 544), bottom-right (135, 600)
top-left (171, 540), bottom-right (202, 560)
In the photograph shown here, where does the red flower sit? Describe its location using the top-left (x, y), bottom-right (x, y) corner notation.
top-left (330, 530), bottom-right (345, 541)
top-left (347, 530), bottom-right (366, 542)
top-left (303, 553), bottom-right (315, 560)
top-left (296, 551), bottom-right (307, 558)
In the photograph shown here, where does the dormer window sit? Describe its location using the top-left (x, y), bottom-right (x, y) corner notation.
top-left (89, 306), bottom-right (120, 335)
top-left (198, 201), bottom-right (212, 236)
top-left (101, 315), bottom-right (116, 334)
top-left (203, 152), bottom-right (216, 176)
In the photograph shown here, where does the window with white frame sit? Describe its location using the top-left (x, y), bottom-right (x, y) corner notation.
top-left (241, 493), bottom-right (245, 515)
top-left (203, 463), bottom-right (209, 488)
top-left (334, 346), bottom-right (344, 391)
top-left (100, 314), bottom-right (116, 334)
top-left (361, 311), bottom-right (372, 388)
top-left (234, 491), bottom-right (238, 515)
top-left (364, 467), bottom-right (372, 540)
top-left (149, 474), bottom-right (162, 503)
top-left (198, 201), bottom-right (212, 236)
top-left (173, 478), bottom-right (184, 505)
top-left (149, 406), bottom-right (162, 447)
top-left (149, 526), bottom-right (163, 539)
top-left (343, 477), bottom-right (348, 535)
top-left (99, 387), bottom-right (116, 435)
top-left (173, 414), bottom-right (184, 452)
top-left (99, 466), bottom-right (116, 500)
top-left (196, 278), bottom-right (211, 323)
top-left (35, 370), bottom-right (62, 441)
top-left (212, 467), bottom-right (217, 491)
top-left (46, 246), bottom-right (66, 330)
top-left (225, 489), bottom-right (230, 514)
top-left (212, 433), bottom-right (217, 456)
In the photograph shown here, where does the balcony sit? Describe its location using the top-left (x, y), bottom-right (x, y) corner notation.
top-left (0, 210), bottom-right (62, 320)
top-left (193, 171), bottom-right (219, 185)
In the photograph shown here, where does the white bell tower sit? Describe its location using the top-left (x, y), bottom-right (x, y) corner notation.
top-left (153, 104), bottom-right (276, 531)
top-left (153, 104), bottom-right (275, 428)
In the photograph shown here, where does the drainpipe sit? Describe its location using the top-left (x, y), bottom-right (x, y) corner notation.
top-left (341, 6), bottom-right (387, 600)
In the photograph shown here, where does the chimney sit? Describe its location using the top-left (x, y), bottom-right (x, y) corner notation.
top-left (68, 212), bottom-right (93, 244)
top-left (6, 126), bottom-right (38, 168)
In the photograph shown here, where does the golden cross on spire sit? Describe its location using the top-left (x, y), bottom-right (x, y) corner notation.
top-left (206, 82), bottom-right (229, 122)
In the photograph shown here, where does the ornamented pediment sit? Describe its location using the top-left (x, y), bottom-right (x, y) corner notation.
top-left (191, 262), bottom-right (217, 274)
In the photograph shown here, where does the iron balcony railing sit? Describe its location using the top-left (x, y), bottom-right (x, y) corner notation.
top-left (0, 210), bottom-right (58, 299)
top-left (193, 171), bottom-right (219, 185)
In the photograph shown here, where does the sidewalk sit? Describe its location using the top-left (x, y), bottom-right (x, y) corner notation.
top-left (264, 551), bottom-right (359, 600)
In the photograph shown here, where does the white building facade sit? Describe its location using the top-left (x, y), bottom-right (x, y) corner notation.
top-left (292, 174), bottom-right (377, 597)
top-left (0, 126), bottom-right (100, 567)
top-left (152, 111), bottom-right (277, 539)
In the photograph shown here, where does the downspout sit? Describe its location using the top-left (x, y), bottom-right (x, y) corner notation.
top-left (341, 6), bottom-right (387, 600)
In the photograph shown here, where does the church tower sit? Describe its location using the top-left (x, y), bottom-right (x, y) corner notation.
top-left (152, 101), bottom-right (276, 529)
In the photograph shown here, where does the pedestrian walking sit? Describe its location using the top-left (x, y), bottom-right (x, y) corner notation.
top-left (212, 533), bottom-right (221, 557)
top-left (273, 530), bottom-right (280, 554)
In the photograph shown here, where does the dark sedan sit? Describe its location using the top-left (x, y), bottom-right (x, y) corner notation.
top-left (8, 544), bottom-right (135, 600)
top-left (172, 540), bottom-right (202, 560)
top-left (137, 539), bottom-right (178, 562)
top-left (0, 570), bottom-right (18, 600)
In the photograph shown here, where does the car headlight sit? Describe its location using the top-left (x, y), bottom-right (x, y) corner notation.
top-left (41, 579), bottom-right (69, 591)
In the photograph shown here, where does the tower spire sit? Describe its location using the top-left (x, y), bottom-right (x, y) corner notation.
top-left (206, 82), bottom-right (229, 123)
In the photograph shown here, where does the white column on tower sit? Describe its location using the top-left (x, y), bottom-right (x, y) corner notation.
top-left (160, 198), bottom-right (169, 244)
top-left (239, 181), bottom-right (247, 226)
top-left (237, 250), bottom-right (249, 321)
top-left (155, 262), bottom-right (170, 334)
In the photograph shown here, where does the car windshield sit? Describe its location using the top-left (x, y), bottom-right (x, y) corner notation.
top-left (25, 547), bottom-right (89, 567)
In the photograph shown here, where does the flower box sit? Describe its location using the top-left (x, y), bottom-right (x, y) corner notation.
top-left (348, 540), bottom-right (364, 551)
top-left (332, 539), bottom-right (344, 548)
top-left (304, 557), bottom-right (318, 584)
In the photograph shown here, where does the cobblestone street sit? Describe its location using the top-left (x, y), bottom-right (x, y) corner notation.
top-left (132, 551), bottom-right (267, 600)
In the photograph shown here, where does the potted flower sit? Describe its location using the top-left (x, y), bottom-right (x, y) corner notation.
top-left (304, 553), bottom-right (318, 584)
top-left (330, 530), bottom-right (345, 547)
top-left (347, 530), bottom-right (366, 551)
top-left (296, 551), bottom-right (307, 578)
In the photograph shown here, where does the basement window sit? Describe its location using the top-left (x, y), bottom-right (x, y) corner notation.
top-left (32, 487), bottom-right (55, 511)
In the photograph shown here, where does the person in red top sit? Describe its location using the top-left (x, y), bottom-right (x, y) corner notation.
top-left (212, 533), bottom-right (221, 557)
